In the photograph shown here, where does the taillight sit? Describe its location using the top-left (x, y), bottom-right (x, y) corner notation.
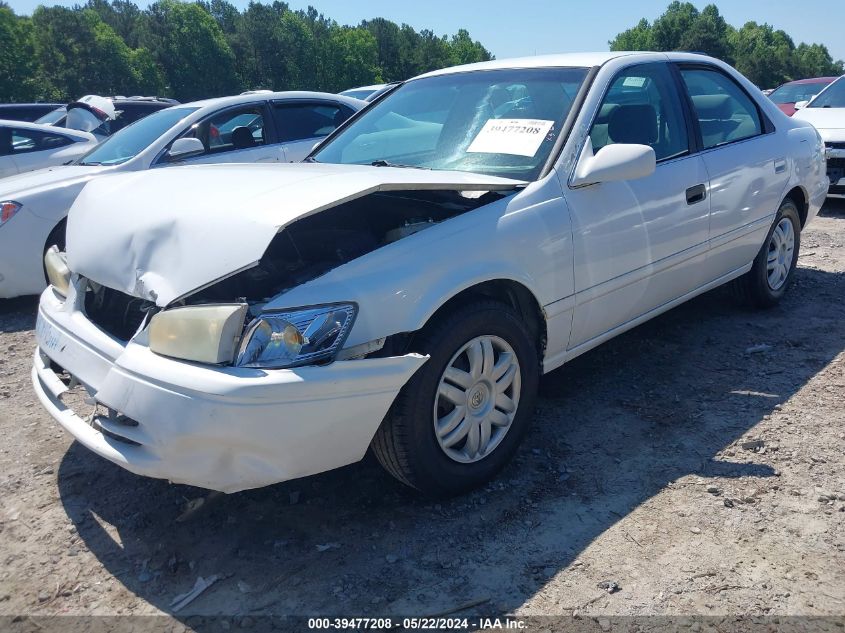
top-left (0, 200), bottom-right (22, 226)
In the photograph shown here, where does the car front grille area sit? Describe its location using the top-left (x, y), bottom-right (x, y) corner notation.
top-left (827, 156), bottom-right (845, 188)
top-left (826, 142), bottom-right (845, 151)
top-left (48, 357), bottom-right (145, 447)
top-left (93, 409), bottom-right (144, 446)
top-left (84, 284), bottom-right (156, 342)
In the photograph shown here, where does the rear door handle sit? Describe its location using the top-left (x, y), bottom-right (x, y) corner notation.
top-left (685, 183), bottom-right (707, 205)
top-left (774, 158), bottom-right (787, 174)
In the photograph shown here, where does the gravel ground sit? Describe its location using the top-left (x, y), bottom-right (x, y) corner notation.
top-left (0, 200), bottom-right (843, 628)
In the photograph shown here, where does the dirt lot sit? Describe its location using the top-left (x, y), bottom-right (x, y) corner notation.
top-left (0, 201), bottom-right (843, 629)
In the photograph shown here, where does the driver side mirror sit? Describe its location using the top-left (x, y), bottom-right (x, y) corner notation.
top-left (571, 140), bottom-right (656, 187)
top-left (166, 137), bottom-right (205, 161)
top-left (793, 100), bottom-right (809, 110)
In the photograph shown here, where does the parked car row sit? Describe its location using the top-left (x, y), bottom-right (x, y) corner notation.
top-left (21, 52), bottom-right (827, 497)
top-left (0, 95), bottom-right (183, 182)
top-left (793, 75), bottom-right (845, 196)
top-left (0, 90), bottom-right (364, 299)
top-left (766, 76), bottom-right (838, 116)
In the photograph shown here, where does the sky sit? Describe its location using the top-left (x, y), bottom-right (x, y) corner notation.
top-left (7, 0), bottom-right (845, 63)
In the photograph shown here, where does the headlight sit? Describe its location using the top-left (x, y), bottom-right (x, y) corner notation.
top-left (44, 246), bottom-right (70, 297)
top-left (1, 200), bottom-right (22, 227)
top-left (235, 303), bottom-right (357, 368)
top-left (149, 303), bottom-right (248, 364)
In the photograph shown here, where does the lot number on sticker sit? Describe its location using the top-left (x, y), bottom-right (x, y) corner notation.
top-left (466, 119), bottom-right (554, 157)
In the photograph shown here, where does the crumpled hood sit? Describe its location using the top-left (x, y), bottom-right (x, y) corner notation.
top-left (66, 162), bottom-right (525, 306)
top-left (0, 165), bottom-right (106, 199)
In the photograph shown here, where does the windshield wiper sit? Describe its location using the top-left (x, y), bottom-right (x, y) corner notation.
top-left (303, 156), bottom-right (319, 163)
top-left (370, 159), bottom-right (429, 169)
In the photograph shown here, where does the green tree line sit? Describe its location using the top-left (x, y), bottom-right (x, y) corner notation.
top-left (610, 2), bottom-right (843, 89)
top-left (0, 0), bottom-right (493, 103)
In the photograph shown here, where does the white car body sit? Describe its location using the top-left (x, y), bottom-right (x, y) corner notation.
top-left (0, 91), bottom-right (364, 298)
top-left (793, 75), bottom-right (845, 196)
top-left (33, 52), bottom-right (827, 493)
top-left (0, 120), bottom-right (97, 179)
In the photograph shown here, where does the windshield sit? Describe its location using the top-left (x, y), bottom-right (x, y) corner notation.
top-left (314, 68), bottom-right (589, 180)
top-left (769, 81), bottom-right (831, 104)
top-left (809, 77), bottom-right (845, 108)
top-left (78, 107), bottom-right (198, 166)
top-left (35, 107), bottom-right (67, 126)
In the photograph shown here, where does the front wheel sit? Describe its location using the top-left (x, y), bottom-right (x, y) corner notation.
top-left (731, 199), bottom-right (801, 308)
top-left (371, 301), bottom-right (539, 496)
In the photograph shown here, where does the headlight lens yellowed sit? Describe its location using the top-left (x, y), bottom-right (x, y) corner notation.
top-left (149, 304), bottom-right (248, 364)
top-left (44, 246), bottom-right (71, 297)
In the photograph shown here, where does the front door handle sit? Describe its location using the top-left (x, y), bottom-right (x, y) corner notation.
top-left (685, 183), bottom-right (707, 205)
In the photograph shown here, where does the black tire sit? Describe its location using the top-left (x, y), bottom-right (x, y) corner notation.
top-left (371, 300), bottom-right (539, 496)
top-left (731, 199), bottom-right (801, 308)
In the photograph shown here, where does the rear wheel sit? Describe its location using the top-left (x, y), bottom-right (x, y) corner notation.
top-left (371, 300), bottom-right (539, 496)
top-left (731, 199), bottom-right (801, 308)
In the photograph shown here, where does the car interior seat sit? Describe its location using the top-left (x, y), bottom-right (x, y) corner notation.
top-left (231, 126), bottom-right (257, 149)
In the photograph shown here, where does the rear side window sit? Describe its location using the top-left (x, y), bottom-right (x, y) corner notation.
top-left (590, 62), bottom-right (689, 162)
top-left (272, 103), bottom-right (354, 142)
top-left (8, 129), bottom-right (74, 154)
top-left (680, 68), bottom-right (763, 149)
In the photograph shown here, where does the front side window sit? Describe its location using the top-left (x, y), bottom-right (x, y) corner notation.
top-left (590, 63), bottom-right (689, 162)
top-left (272, 103), bottom-right (353, 142)
top-left (808, 76), bottom-right (845, 108)
top-left (313, 68), bottom-right (590, 181)
top-left (180, 105), bottom-right (267, 154)
top-left (680, 67), bottom-right (763, 149)
top-left (79, 107), bottom-right (198, 166)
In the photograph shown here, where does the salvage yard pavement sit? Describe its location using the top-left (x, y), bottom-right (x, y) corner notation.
top-left (0, 201), bottom-right (843, 626)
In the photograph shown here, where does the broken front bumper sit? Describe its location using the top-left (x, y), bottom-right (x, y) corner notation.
top-left (32, 286), bottom-right (427, 493)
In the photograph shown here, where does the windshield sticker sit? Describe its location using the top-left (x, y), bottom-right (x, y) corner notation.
top-left (622, 76), bottom-right (647, 88)
top-left (466, 119), bottom-right (555, 157)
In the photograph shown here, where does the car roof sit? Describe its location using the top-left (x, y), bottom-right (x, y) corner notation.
top-left (185, 91), bottom-right (366, 111)
top-left (780, 76), bottom-right (840, 86)
top-left (0, 118), bottom-right (93, 140)
top-left (112, 98), bottom-right (179, 106)
top-left (0, 103), bottom-right (63, 108)
top-left (415, 52), bottom-right (643, 79)
top-left (413, 51), bottom-right (745, 80)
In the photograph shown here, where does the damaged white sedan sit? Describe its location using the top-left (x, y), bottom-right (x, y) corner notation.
top-left (33, 52), bottom-right (827, 495)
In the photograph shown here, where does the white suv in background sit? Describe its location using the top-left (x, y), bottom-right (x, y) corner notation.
top-left (0, 91), bottom-right (363, 298)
